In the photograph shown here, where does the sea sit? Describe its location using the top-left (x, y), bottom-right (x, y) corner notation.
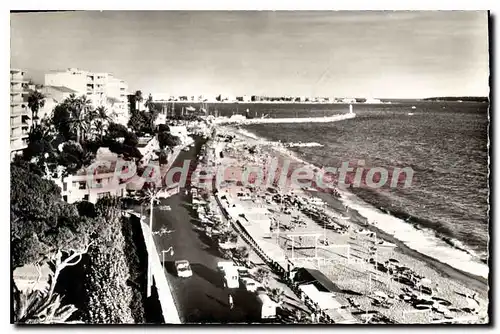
top-left (173, 101), bottom-right (490, 279)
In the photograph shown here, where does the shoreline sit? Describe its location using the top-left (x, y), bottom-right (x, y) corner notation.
top-left (221, 126), bottom-right (489, 291)
top-left (207, 128), bottom-right (488, 323)
top-left (230, 125), bottom-right (489, 284)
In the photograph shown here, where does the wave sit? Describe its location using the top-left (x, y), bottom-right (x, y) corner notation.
top-left (235, 128), bottom-right (261, 140)
top-left (338, 192), bottom-right (489, 279)
top-left (234, 125), bottom-right (489, 279)
top-left (285, 142), bottom-right (324, 148)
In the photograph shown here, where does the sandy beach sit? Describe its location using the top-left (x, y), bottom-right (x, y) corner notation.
top-left (204, 126), bottom-right (489, 324)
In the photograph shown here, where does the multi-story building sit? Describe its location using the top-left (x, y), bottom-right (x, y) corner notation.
top-left (44, 68), bottom-right (129, 125)
top-left (39, 85), bottom-right (78, 121)
top-left (10, 69), bottom-right (31, 158)
top-left (54, 169), bottom-right (127, 204)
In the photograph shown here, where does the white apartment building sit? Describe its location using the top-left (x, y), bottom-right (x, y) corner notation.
top-left (10, 69), bottom-right (31, 158)
top-left (44, 68), bottom-right (129, 125)
top-left (39, 85), bottom-right (78, 121)
top-left (55, 171), bottom-right (127, 204)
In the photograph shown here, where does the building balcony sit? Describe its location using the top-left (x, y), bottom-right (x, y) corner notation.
top-left (10, 139), bottom-right (28, 152)
top-left (10, 87), bottom-right (26, 94)
top-left (10, 121), bottom-right (23, 128)
top-left (10, 131), bottom-right (22, 139)
top-left (11, 100), bottom-right (24, 106)
top-left (10, 77), bottom-right (28, 83)
top-left (11, 106), bottom-right (28, 116)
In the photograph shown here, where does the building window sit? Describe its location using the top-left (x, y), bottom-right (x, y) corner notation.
top-left (63, 195), bottom-right (68, 202)
top-left (83, 194), bottom-right (89, 201)
top-left (63, 183), bottom-right (67, 191)
top-left (79, 181), bottom-right (86, 190)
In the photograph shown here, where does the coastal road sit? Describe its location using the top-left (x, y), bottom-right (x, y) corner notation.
top-left (151, 143), bottom-right (260, 323)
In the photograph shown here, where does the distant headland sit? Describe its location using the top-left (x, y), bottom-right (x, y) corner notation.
top-left (423, 96), bottom-right (489, 102)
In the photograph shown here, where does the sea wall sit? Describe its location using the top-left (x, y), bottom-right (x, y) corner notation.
top-left (214, 113), bottom-right (356, 125)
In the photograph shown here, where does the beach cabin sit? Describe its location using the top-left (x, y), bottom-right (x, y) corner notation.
top-left (294, 268), bottom-right (358, 324)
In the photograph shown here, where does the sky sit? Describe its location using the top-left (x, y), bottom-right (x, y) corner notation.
top-left (10, 11), bottom-right (490, 98)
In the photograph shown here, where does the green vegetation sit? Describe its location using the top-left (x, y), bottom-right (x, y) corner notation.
top-left (13, 287), bottom-right (79, 324)
top-left (27, 91), bottom-right (45, 125)
top-left (12, 88), bottom-right (186, 324)
top-left (11, 163), bottom-right (147, 323)
top-left (81, 198), bottom-right (144, 323)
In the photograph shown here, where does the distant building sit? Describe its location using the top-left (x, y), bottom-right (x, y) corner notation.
top-left (45, 68), bottom-right (129, 125)
top-left (342, 98), bottom-right (356, 103)
top-left (10, 69), bottom-right (30, 159)
top-left (365, 97), bottom-right (382, 104)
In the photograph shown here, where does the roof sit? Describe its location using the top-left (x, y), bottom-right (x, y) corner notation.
top-left (107, 96), bottom-right (121, 104)
top-left (293, 267), bottom-right (342, 293)
top-left (45, 85), bottom-right (78, 93)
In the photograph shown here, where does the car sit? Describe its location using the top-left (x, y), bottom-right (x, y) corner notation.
top-left (175, 260), bottom-right (193, 278)
top-left (240, 277), bottom-right (262, 292)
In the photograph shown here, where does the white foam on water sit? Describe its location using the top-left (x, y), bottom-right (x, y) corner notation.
top-left (232, 125), bottom-right (489, 280)
top-left (339, 191), bottom-right (489, 279)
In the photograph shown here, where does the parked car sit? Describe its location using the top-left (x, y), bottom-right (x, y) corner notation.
top-left (175, 260), bottom-right (193, 278)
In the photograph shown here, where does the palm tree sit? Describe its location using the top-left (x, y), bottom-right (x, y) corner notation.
top-left (65, 94), bottom-right (93, 144)
top-left (91, 106), bottom-right (112, 138)
top-left (139, 182), bottom-right (163, 297)
top-left (134, 90), bottom-right (143, 111)
top-left (13, 286), bottom-right (79, 324)
top-left (27, 91), bottom-right (45, 127)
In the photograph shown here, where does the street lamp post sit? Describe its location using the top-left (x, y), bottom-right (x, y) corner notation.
top-left (145, 185), bottom-right (161, 298)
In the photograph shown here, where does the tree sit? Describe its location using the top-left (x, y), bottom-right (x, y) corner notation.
top-left (269, 287), bottom-right (285, 305)
top-left (52, 103), bottom-right (73, 142)
top-left (157, 131), bottom-right (181, 151)
top-left (57, 141), bottom-right (94, 176)
top-left (104, 125), bottom-right (141, 160)
top-left (27, 91), bottom-right (45, 127)
top-left (23, 123), bottom-right (56, 164)
top-left (13, 286), bottom-right (79, 324)
top-left (128, 110), bottom-right (155, 136)
top-left (144, 94), bottom-right (154, 113)
top-left (11, 163), bottom-right (98, 301)
top-left (254, 268), bottom-right (270, 286)
top-left (64, 94), bottom-right (93, 144)
top-left (134, 90), bottom-right (143, 111)
top-left (90, 106), bottom-right (112, 139)
top-left (158, 124), bottom-right (169, 133)
top-left (232, 246), bottom-right (249, 265)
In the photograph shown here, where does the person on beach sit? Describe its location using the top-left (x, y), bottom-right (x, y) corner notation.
top-left (228, 294), bottom-right (234, 309)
